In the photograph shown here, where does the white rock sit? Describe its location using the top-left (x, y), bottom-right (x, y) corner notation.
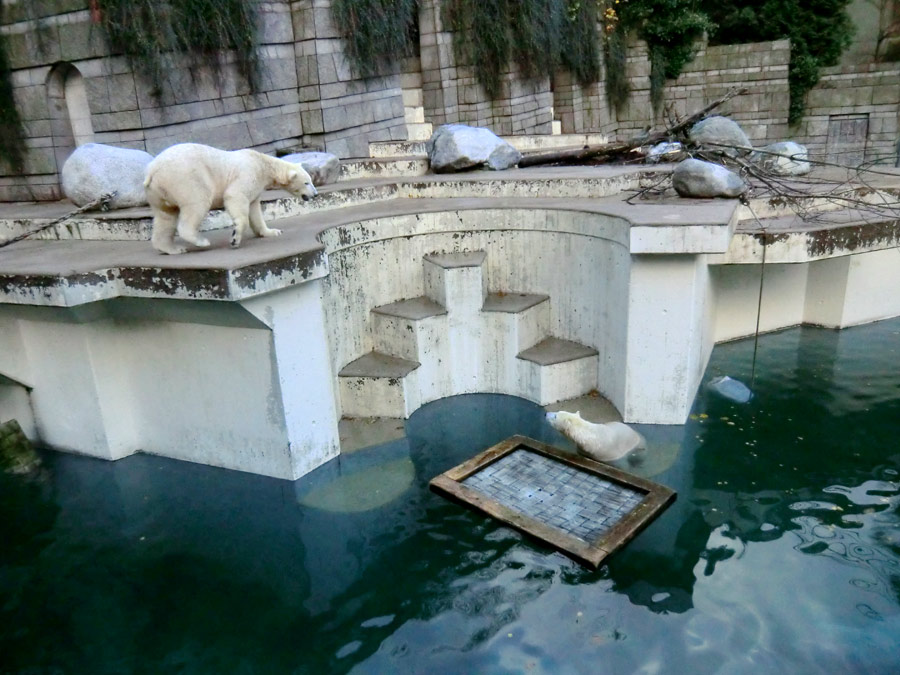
top-left (689, 116), bottom-right (752, 156)
top-left (426, 124), bottom-right (521, 173)
top-left (672, 158), bottom-right (747, 199)
top-left (752, 141), bottom-right (810, 176)
top-left (280, 151), bottom-right (341, 186)
top-left (61, 143), bottom-right (154, 209)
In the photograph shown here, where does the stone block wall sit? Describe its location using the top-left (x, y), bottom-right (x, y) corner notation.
top-left (291, 0), bottom-right (407, 158)
top-left (418, 0), bottom-right (553, 136)
top-left (797, 62), bottom-right (900, 164)
top-left (554, 40), bottom-right (792, 147)
top-left (1, 3), bottom-right (898, 202)
top-left (0, 0), bottom-right (408, 201)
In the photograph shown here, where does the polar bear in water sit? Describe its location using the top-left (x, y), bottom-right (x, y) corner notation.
top-left (143, 143), bottom-right (318, 254)
top-left (546, 410), bottom-right (645, 464)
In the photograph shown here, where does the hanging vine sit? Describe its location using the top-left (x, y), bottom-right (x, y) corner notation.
top-left (96, 0), bottom-right (261, 98)
top-left (331, 0), bottom-right (419, 78)
top-left (0, 0), bottom-right (25, 172)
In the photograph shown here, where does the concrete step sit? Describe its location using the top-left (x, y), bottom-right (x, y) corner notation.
top-left (402, 88), bottom-right (423, 108)
top-left (517, 337), bottom-right (599, 405)
top-left (423, 251), bottom-right (487, 312)
top-left (338, 156), bottom-right (430, 180)
top-left (404, 106), bottom-right (425, 124)
top-left (368, 133), bottom-right (610, 159)
top-left (482, 292), bottom-right (550, 352)
top-left (338, 351), bottom-right (420, 418)
top-left (371, 297), bottom-right (447, 362)
top-left (406, 122), bottom-right (433, 141)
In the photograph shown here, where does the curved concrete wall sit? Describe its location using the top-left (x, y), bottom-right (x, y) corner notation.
top-left (319, 208), bottom-right (633, 416)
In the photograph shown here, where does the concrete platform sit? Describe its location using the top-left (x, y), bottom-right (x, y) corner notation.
top-left (2, 158), bottom-right (898, 480)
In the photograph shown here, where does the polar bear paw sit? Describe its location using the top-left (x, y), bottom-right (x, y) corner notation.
top-left (261, 228), bottom-right (282, 238)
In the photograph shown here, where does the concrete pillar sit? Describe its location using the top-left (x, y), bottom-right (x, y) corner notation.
top-left (242, 281), bottom-right (340, 479)
top-left (805, 249), bottom-right (900, 328)
top-left (623, 255), bottom-right (713, 424)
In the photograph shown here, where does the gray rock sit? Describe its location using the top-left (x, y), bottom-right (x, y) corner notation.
top-left (281, 151), bottom-right (341, 186)
top-left (751, 141), bottom-right (810, 176)
top-left (672, 158), bottom-right (747, 198)
top-left (61, 143), bottom-right (154, 209)
top-left (427, 124), bottom-right (521, 173)
top-left (647, 141), bottom-right (686, 163)
top-left (689, 116), bottom-right (752, 156)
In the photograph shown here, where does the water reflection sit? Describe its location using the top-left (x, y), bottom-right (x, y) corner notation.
top-left (1, 320), bottom-right (899, 673)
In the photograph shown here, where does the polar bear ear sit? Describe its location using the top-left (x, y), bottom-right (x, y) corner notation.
top-left (575, 410), bottom-right (582, 418)
top-left (286, 169), bottom-right (298, 182)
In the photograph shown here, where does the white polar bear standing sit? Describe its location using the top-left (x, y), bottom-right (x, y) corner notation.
top-left (143, 143), bottom-right (318, 254)
top-left (546, 410), bottom-right (645, 464)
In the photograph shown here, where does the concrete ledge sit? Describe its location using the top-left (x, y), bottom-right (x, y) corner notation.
top-left (517, 337), bottom-right (599, 366)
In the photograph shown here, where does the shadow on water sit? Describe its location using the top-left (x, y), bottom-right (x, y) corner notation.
top-left (2, 319), bottom-right (899, 673)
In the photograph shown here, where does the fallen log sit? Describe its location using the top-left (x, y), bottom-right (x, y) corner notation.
top-left (518, 87), bottom-right (748, 168)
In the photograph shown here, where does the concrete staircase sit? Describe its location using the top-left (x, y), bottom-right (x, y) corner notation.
top-left (338, 250), bottom-right (598, 418)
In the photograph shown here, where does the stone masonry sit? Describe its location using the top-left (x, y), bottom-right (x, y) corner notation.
top-left (0, 2), bottom-right (898, 202)
top-left (0, 1), bottom-right (407, 201)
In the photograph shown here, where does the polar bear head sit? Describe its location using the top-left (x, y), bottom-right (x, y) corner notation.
top-left (545, 410), bottom-right (582, 433)
top-left (282, 165), bottom-right (318, 202)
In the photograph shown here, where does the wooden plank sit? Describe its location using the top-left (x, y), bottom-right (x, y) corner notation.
top-left (429, 435), bottom-right (677, 569)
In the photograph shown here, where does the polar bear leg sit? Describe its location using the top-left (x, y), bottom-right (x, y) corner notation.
top-left (224, 194), bottom-right (251, 248)
top-left (175, 203), bottom-right (212, 248)
top-left (248, 199), bottom-right (281, 238)
top-left (150, 208), bottom-right (187, 255)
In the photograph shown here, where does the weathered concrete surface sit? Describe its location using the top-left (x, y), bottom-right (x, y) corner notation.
top-left (2, 160), bottom-right (898, 480)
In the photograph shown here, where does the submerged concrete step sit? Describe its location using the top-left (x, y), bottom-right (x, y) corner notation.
top-left (371, 297), bottom-right (448, 362)
top-left (517, 337), bottom-right (599, 405)
top-left (338, 351), bottom-right (421, 418)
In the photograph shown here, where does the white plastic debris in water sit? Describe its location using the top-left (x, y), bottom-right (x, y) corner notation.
top-left (707, 375), bottom-right (753, 403)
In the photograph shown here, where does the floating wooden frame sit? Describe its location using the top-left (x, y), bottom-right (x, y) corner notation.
top-left (429, 435), bottom-right (676, 568)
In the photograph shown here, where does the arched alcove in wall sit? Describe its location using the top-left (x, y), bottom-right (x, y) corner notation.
top-left (46, 62), bottom-right (94, 178)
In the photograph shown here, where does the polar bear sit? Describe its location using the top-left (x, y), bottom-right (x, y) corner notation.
top-left (546, 410), bottom-right (645, 464)
top-left (143, 143), bottom-right (318, 254)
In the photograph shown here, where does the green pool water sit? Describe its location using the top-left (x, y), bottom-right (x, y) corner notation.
top-left (2, 318), bottom-right (899, 674)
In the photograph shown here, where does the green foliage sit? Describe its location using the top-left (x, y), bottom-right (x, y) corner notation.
top-left (559, 0), bottom-right (601, 86)
top-left (603, 27), bottom-right (630, 115)
top-left (619, 0), bottom-right (712, 115)
top-left (701, 0), bottom-right (855, 124)
top-left (0, 2), bottom-right (25, 172)
top-left (441, 0), bottom-right (601, 99)
top-left (97, 0), bottom-right (260, 98)
top-left (331, 0), bottom-right (419, 78)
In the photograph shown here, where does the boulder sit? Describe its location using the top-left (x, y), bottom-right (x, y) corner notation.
top-left (426, 124), bottom-right (521, 173)
top-left (751, 141), bottom-right (810, 176)
top-left (672, 158), bottom-right (747, 199)
top-left (280, 151), bottom-right (341, 186)
top-left (689, 116), bottom-right (752, 156)
top-left (647, 141), bottom-right (686, 163)
top-left (61, 143), bottom-right (154, 209)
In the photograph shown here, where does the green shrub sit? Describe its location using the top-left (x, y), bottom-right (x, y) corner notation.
top-left (98, 0), bottom-right (261, 97)
top-left (331, 0), bottom-right (419, 78)
top-left (701, 0), bottom-right (855, 124)
top-left (0, 32), bottom-right (25, 173)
